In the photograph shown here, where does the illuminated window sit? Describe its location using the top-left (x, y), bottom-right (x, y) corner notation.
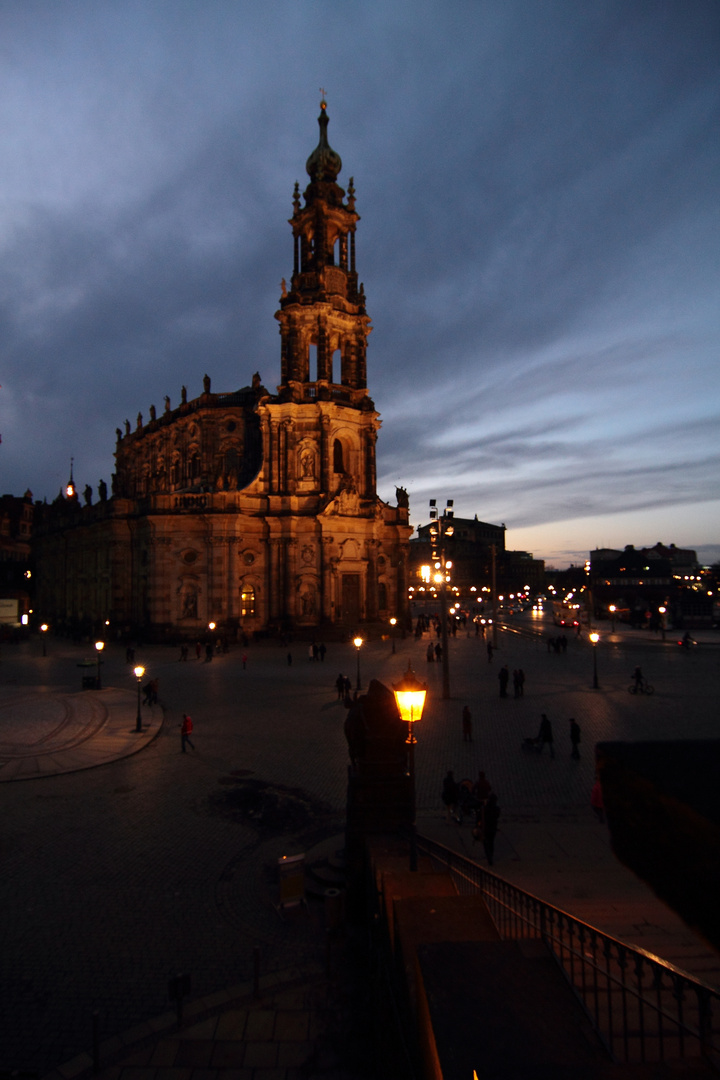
top-left (241, 588), bottom-right (256, 617)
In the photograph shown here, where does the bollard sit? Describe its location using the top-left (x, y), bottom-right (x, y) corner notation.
top-left (168, 972), bottom-right (192, 1028)
top-left (92, 1009), bottom-right (100, 1073)
top-left (253, 945), bottom-right (261, 998)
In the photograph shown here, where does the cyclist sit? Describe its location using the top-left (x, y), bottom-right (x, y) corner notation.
top-left (632, 666), bottom-right (644, 692)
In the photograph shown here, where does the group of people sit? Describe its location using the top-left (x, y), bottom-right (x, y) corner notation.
top-left (441, 769), bottom-right (501, 865)
top-left (497, 665), bottom-right (526, 697)
top-left (531, 714), bottom-right (581, 759)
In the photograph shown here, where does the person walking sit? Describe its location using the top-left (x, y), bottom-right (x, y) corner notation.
top-left (498, 665), bottom-right (509, 698)
top-left (538, 714), bottom-right (554, 758)
top-left (479, 792), bottom-right (501, 866)
top-left (462, 705), bottom-right (473, 742)
top-left (487, 640), bottom-right (494, 663)
top-left (180, 714), bottom-right (195, 753)
top-left (441, 770), bottom-right (460, 823)
top-left (569, 718), bottom-right (581, 759)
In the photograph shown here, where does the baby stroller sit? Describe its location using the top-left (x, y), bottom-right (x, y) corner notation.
top-left (522, 736), bottom-right (542, 754)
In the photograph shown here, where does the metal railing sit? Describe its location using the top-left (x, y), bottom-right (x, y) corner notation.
top-left (417, 834), bottom-right (720, 1067)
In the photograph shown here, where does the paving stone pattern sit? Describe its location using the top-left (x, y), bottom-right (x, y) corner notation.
top-left (0, 625), bottom-right (718, 1073)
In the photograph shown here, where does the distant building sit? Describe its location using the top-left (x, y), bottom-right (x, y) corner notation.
top-left (409, 515), bottom-right (544, 599)
top-left (0, 491), bottom-right (34, 629)
top-left (33, 104), bottom-right (411, 640)
top-left (590, 543), bottom-right (711, 628)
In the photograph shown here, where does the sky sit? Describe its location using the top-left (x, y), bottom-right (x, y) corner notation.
top-left (1, 1), bottom-right (719, 568)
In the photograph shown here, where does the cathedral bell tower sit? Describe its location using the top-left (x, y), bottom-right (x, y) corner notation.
top-left (276, 99), bottom-right (370, 401)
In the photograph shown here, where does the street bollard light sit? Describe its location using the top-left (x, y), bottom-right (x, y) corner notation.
top-left (95, 641), bottom-right (104, 690)
top-left (390, 617), bottom-right (397, 654)
top-left (658, 606), bottom-right (667, 642)
top-left (40, 623), bottom-right (48, 657)
top-left (609, 605), bottom-right (616, 633)
top-left (393, 665), bottom-right (427, 872)
top-left (353, 636), bottom-right (363, 692)
top-left (589, 632), bottom-right (599, 689)
top-left (134, 664), bottom-right (145, 732)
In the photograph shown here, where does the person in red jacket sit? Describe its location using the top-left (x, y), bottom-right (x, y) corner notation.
top-left (181, 714), bottom-right (195, 753)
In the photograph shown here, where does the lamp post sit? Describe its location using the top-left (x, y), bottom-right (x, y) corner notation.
top-left (658, 606), bottom-right (667, 642)
top-left (134, 664), bottom-right (145, 732)
top-left (94, 641), bottom-right (104, 690)
top-left (353, 636), bottom-right (363, 691)
top-left (389, 617), bottom-right (397, 654)
top-left (40, 623), bottom-right (48, 657)
top-left (393, 665), bottom-right (427, 872)
top-left (609, 605), bottom-right (616, 633)
top-left (429, 498), bottom-right (454, 700)
top-left (589, 632), bottom-right (599, 689)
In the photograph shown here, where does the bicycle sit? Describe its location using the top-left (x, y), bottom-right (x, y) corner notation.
top-left (628, 681), bottom-right (654, 695)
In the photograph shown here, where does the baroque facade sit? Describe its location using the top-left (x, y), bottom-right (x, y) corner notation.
top-left (34, 104), bottom-right (411, 638)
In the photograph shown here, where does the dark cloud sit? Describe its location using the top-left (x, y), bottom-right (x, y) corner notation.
top-left (1, 1), bottom-right (718, 563)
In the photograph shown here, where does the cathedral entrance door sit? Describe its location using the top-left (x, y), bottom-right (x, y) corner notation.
top-left (341, 574), bottom-right (361, 624)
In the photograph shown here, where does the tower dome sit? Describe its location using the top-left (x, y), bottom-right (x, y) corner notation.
top-left (305, 100), bottom-right (342, 182)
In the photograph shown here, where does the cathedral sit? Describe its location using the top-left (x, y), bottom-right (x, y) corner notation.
top-left (34, 103), bottom-right (411, 639)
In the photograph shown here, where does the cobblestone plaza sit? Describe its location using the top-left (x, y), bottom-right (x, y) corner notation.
top-left (1, 622), bottom-right (718, 1073)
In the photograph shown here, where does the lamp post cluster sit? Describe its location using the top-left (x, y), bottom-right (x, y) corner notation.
top-left (428, 498), bottom-right (454, 700)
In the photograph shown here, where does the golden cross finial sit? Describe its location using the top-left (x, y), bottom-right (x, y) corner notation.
top-left (319, 87), bottom-right (327, 105)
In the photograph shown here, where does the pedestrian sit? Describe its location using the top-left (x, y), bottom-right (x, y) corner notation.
top-left (205, 641), bottom-right (213, 662)
top-left (180, 714), bottom-right (195, 753)
top-left (487, 640), bottom-right (494, 663)
top-left (441, 770), bottom-right (460, 823)
top-left (196, 641), bottom-right (202, 660)
top-left (473, 770), bottom-right (492, 803)
top-left (462, 705), bottom-right (472, 742)
top-left (478, 792), bottom-right (501, 865)
top-left (426, 642), bottom-right (435, 662)
top-left (319, 642), bottom-right (326, 662)
top-left (336, 673), bottom-right (345, 700)
top-left (591, 779), bottom-right (605, 823)
top-left (569, 718), bottom-right (581, 759)
top-left (308, 643), bottom-right (314, 662)
top-left (434, 642), bottom-right (443, 662)
top-left (498, 665), bottom-right (509, 698)
top-left (538, 714), bottom-right (554, 758)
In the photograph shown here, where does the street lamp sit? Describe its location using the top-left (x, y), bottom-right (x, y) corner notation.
top-left (393, 665), bottom-right (427, 872)
top-left (658, 606), bottom-right (667, 642)
top-left (353, 636), bottom-right (363, 691)
top-left (389, 617), bottom-right (397, 654)
top-left (609, 605), bottom-right (616, 633)
top-left (589, 632), bottom-right (599, 689)
top-left (40, 623), bottom-right (48, 657)
top-left (134, 664), bottom-right (145, 732)
top-left (94, 641), bottom-right (105, 690)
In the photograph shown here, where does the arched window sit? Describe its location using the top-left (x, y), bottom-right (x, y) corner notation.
top-left (333, 438), bottom-right (344, 473)
top-left (240, 587), bottom-right (256, 617)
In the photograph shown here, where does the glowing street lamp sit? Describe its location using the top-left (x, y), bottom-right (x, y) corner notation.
top-left (134, 664), bottom-right (145, 732)
top-left (389, 617), bottom-right (397, 654)
top-left (589, 632), bottom-right (600, 689)
top-left (393, 665), bottom-right (427, 872)
top-left (94, 640), bottom-right (105, 690)
top-left (353, 636), bottom-right (363, 691)
top-left (609, 605), bottom-right (616, 633)
top-left (658, 606), bottom-right (667, 641)
top-left (40, 623), bottom-right (48, 657)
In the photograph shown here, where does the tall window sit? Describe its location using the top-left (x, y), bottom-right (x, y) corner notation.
top-left (333, 438), bottom-right (344, 473)
top-left (241, 587), bottom-right (255, 617)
